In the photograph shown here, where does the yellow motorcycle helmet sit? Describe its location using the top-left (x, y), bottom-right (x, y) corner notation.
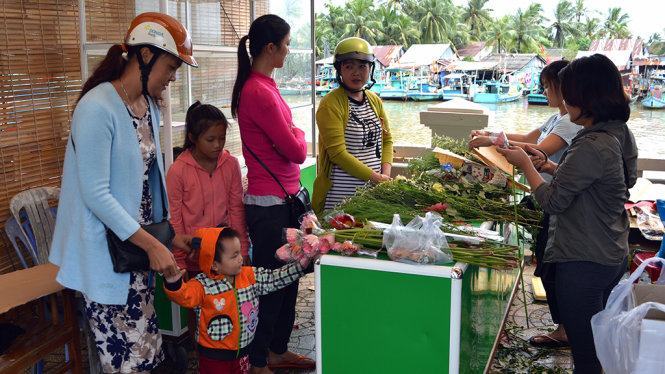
top-left (332, 37), bottom-right (376, 92)
top-left (333, 37), bottom-right (375, 64)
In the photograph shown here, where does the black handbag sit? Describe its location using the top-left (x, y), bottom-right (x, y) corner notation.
top-left (106, 185), bottom-right (175, 273)
top-left (243, 141), bottom-right (312, 226)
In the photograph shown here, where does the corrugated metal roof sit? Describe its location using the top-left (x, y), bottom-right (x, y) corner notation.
top-left (575, 50), bottom-right (633, 71)
top-left (480, 53), bottom-right (546, 72)
top-left (443, 60), bottom-right (498, 71)
top-left (373, 45), bottom-right (403, 67)
top-left (396, 44), bottom-right (454, 68)
top-left (457, 42), bottom-right (487, 58)
top-left (588, 38), bottom-right (643, 56)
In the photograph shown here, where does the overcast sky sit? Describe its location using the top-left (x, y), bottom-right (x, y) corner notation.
top-left (313, 0), bottom-right (664, 39)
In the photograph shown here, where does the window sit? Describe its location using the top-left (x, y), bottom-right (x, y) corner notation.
top-left (81, 0), bottom-right (315, 158)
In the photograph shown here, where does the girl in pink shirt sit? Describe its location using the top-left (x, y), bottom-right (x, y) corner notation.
top-left (167, 101), bottom-right (250, 272)
top-left (231, 14), bottom-right (313, 374)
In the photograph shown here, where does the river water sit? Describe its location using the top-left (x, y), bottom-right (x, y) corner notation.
top-left (295, 96), bottom-right (665, 159)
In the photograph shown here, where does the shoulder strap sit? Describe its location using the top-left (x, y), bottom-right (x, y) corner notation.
top-left (242, 141), bottom-right (289, 196)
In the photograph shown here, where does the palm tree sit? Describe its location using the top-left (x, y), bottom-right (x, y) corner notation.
top-left (511, 4), bottom-right (547, 53)
top-left (573, 0), bottom-right (586, 23)
top-left (415, 0), bottom-right (457, 44)
top-left (461, 0), bottom-right (493, 40)
top-left (582, 16), bottom-right (600, 39)
top-left (604, 7), bottom-right (631, 39)
top-left (484, 16), bottom-right (513, 53)
top-left (550, 0), bottom-right (577, 48)
top-left (391, 15), bottom-right (421, 48)
top-left (340, 0), bottom-right (384, 44)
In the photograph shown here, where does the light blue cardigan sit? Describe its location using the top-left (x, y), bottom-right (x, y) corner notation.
top-left (49, 82), bottom-right (169, 305)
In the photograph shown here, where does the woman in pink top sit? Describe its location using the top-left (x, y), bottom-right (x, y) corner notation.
top-left (231, 14), bottom-right (313, 374)
top-left (167, 101), bottom-right (249, 273)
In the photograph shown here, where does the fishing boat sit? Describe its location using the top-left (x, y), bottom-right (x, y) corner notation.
top-left (527, 86), bottom-right (548, 105)
top-left (642, 91), bottom-right (665, 109)
top-left (379, 67), bottom-right (411, 100)
top-left (440, 73), bottom-right (476, 101)
top-left (406, 77), bottom-right (441, 101)
top-left (316, 65), bottom-right (338, 96)
top-left (642, 75), bottom-right (665, 109)
top-left (473, 80), bottom-right (523, 103)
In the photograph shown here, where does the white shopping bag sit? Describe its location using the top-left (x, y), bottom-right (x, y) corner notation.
top-left (591, 257), bottom-right (665, 374)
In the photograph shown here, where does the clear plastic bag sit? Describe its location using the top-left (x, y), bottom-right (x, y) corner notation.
top-left (591, 256), bottom-right (665, 374)
top-left (383, 212), bottom-right (453, 265)
top-left (489, 131), bottom-right (510, 149)
top-left (634, 205), bottom-right (665, 241)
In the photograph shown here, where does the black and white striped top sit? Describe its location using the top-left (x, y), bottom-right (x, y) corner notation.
top-left (325, 95), bottom-right (383, 209)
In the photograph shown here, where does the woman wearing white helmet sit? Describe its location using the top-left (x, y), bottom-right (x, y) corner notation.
top-left (312, 37), bottom-right (394, 213)
top-left (49, 12), bottom-right (196, 373)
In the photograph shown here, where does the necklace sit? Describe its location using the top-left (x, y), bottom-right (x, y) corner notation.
top-left (120, 79), bottom-right (145, 115)
top-left (120, 79), bottom-right (132, 104)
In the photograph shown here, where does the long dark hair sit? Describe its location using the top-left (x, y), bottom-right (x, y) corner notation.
top-left (231, 14), bottom-right (290, 118)
top-left (183, 100), bottom-right (229, 149)
top-left (78, 45), bottom-right (159, 103)
top-left (540, 59), bottom-right (569, 91)
top-left (559, 54), bottom-right (630, 124)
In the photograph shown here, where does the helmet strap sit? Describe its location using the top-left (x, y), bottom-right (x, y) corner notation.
top-left (335, 62), bottom-right (376, 93)
top-left (136, 46), bottom-right (161, 97)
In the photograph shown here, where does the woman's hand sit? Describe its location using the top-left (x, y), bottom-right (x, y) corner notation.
top-left (468, 135), bottom-right (493, 149)
top-left (470, 130), bottom-right (490, 138)
top-left (172, 234), bottom-right (193, 254)
top-left (146, 243), bottom-right (179, 278)
top-left (370, 171), bottom-right (392, 183)
top-left (164, 268), bottom-right (186, 284)
top-left (496, 145), bottom-right (531, 169)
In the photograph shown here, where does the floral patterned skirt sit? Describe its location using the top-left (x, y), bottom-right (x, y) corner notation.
top-left (84, 271), bottom-right (164, 373)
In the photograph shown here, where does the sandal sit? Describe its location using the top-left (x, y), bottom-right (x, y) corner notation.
top-left (528, 334), bottom-right (570, 348)
top-left (268, 353), bottom-right (316, 370)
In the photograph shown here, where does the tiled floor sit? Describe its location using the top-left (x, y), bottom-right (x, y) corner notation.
top-left (39, 265), bottom-right (573, 373)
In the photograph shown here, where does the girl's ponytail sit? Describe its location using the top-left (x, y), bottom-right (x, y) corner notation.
top-left (231, 35), bottom-right (251, 119)
top-left (231, 15), bottom-right (290, 119)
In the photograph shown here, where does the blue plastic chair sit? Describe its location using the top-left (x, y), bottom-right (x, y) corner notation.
top-left (4, 216), bottom-right (35, 269)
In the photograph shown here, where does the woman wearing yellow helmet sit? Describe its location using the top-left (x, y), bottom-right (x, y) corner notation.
top-left (312, 37), bottom-right (394, 213)
top-left (50, 12), bottom-right (196, 373)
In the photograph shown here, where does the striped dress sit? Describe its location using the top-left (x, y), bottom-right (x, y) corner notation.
top-left (324, 95), bottom-right (383, 209)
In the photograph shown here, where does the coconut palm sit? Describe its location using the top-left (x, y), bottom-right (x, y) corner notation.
top-left (389, 15), bottom-right (421, 48)
top-left (573, 0), bottom-right (586, 23)
top-left (484, 15), bottom-right (513, 53)
top-left (511, 4), bottom-right (548, 53)
top-left (582, 16), bottom-right (600, 39)
top-left (461, 0), bottom-right (493, 40)
top-left (604, 7), bottom-right (631, 39)
top-left (339, 0), bottom-right (384, 44)
top-left (550, 0), bottom-right (577, 48)
top-left (415, 0), bottom-right (457, 44)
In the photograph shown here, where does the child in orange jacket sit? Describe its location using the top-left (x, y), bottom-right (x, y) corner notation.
top-left (163, 227), bottom-right (310, 374)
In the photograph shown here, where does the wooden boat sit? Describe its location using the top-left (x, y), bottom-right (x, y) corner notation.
top-left (440, 73), bottom-right (476, 101)
top-left (473, 81), bottom-right (522, 103)
top-left (406, 77), bottom-right (442, 101)
top-left (642, 93), bottom-right (665, 109)
top-left (379, 67), bottom-right (411, 100)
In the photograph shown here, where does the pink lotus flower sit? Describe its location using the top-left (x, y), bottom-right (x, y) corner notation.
top-left (300, 213), bottom-right (322, 234)
top-left (318, 239), bottom-right (331, 254)
top-left (276, 244), bottom-right (292, 262)
top-left (303, 235), bottom-right (319, 256)
top-left (285, 228), bottom-right (301, 244)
